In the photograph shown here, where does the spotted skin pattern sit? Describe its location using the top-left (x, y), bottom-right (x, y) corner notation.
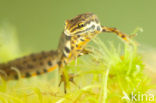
top-left (0, 13), bottom-right (132, 92)
top-left (0, 51), bottom-right (59, 80)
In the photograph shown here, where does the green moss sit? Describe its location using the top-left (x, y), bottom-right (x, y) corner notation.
top-left (0, 27), bottom-right (155, 103)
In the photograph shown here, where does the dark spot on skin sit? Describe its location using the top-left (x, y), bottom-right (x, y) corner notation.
top-left (39, 57), bottom-right (43, 60)
top-left (76, 45), bottom-right (78, 47)
top-left (27, 64), bottom-right (34, 69)
top-left (97, 26), bottom-right (101, 31)
top-left (91, 25), bottom-right (95, 30)
top-left (57, 61), bottom-right (62, 66)
top-left (7, 72), bottom-right (10, 76)
top-left (71, 41), bottom-right (74, 44)
top-left (43, 69), bottom-right (47, 73)
top-left (112, 28), bottom-right (117, 32)
top-left (80, 39), bottom-right (84, 41)
top-left (41, 51), bottom-right (47, 58)
top-left (48, 60), bottom-right (52, 66)
top-left (64, 47), bottom-right (70, 53)
top-left (25, 72), bottom-right (31, 78)
top-left (70, 19), bottom-right (74, 22)
top-left (65, 35), bottom-right (71, 40)
top-left (36, 71), bottom-right (41, 75)
top-left (102, 29), bottom-right (106, 32)
top-left (122, 35), bottom-right (125, 38)
top-left (77, 35), bottom-right (81, 38)
top-left (71, 46), bottom-right (74, 49)
top-left (32, 58), bottom-right (37, 62)
top-left (14, 74), bottom-right (18, 80)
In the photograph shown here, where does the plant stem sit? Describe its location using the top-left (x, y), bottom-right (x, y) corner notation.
top-left (102, 65), bottom-right (110, 103)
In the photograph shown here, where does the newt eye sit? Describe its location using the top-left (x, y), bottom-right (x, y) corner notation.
top-left (78, 23), bottom-right (84, 28)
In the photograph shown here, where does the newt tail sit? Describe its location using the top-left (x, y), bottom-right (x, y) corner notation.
top-left (0, 50), bottom-right (59, 80)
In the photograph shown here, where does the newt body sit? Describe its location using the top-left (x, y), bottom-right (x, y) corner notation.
top-left (0, 13), bottom-right (132, 92)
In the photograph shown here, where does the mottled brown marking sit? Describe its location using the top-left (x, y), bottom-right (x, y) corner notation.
top-left (32, 58), bottom-right (37, 62)
top-left (57, 61), bottom-right (62, 67)
top-left (64, 47), bottom-right (70, 53)
top-left (43, 69), bottom-right (47, 73)
top-left (71, 46), bottom-right (74, 49)
top-left (48, 60), bottom-right (52, 66)
top-left (122, 35), bottom-right (125, 38)
top-left (36, 71), bottom-right (41, 75)
top-left (80, 39), bottom-right (84, 41)
top-left (14, 74), bottom-right (18, 80)
top-left (25, 72), bottom-right (31, 78)
top-left (0, 12), bottom-right (132, 93)
top-left (65, 35), bottom-right (71, 40)
top-left (27, 64), bottom-right (34, 69)
top-left (23, 60), bottom-right (27, 64)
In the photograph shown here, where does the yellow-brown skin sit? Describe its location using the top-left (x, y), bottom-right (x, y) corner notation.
top-left (0, 12), bottom-right (132, 93)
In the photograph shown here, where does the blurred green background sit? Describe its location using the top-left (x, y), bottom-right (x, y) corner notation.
top-left (0, 0), bottom-right (156, 53)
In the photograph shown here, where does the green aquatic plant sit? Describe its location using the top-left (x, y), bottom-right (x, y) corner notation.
top-left (0, 26), bottom-right (154, 103)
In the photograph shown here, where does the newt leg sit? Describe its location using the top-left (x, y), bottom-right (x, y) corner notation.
top-left (78, 48), bottom-right (92, 57)
top-left (58, 72), bottom-right (68, 93)
top-left (58, 70), bottom-right (79, 93)
top-left (102, 26), bottom-right (132, 44)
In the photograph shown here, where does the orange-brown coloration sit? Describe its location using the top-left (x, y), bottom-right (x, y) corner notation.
top-left (0, 12), bottom-right (133, 93)
top-left (102, 26), bottom-right (130, 43)
top-left (0, 50), bottom-right (59, 80)
top-left (47, 64), bottom-right (58, 72)
top-left (29, 64), bottom-right (58, 77)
